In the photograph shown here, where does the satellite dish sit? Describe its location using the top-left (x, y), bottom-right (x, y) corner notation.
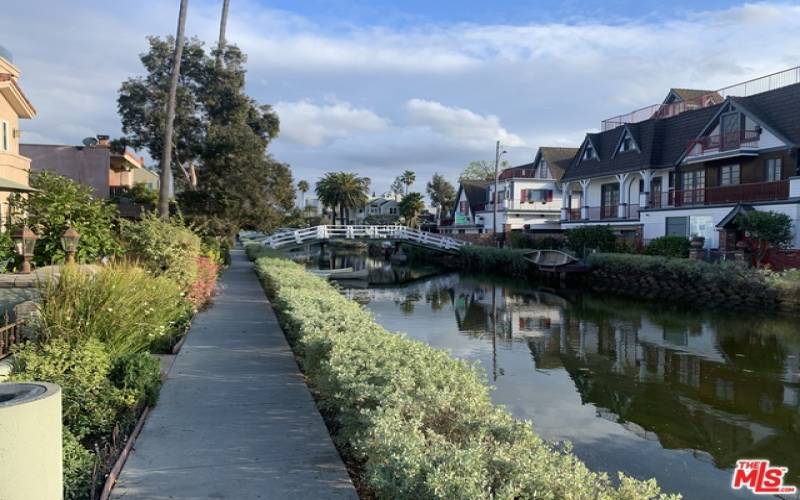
top-left (82, 137), bottom-right (99, 148)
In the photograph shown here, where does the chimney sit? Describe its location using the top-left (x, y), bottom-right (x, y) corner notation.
top-left (96, 134), bottom-right (110, 148)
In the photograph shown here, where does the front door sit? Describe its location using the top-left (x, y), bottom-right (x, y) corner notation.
top-left (650, 178), bottom-right (663, 208)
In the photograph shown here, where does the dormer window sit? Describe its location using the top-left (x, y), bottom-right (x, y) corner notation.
top-left (583, 143), bottom-right (596, 161)
top-left (620, 135), bottom-right (633, 153)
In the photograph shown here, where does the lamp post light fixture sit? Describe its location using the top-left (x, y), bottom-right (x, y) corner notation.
top-left (13, 226), bottom-right (38, 274)
top-left (61, 227), bottom-right (81, 265)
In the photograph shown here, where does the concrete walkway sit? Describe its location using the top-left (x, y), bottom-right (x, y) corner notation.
top-left (112, 249), bottom-right (357, 499)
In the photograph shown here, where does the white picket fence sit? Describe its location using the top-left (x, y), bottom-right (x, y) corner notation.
top-left (259, 225), bottom-right (468, 253)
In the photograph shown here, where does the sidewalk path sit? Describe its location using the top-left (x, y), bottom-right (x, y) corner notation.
top-left (112, 249), bottom-right (357, 499)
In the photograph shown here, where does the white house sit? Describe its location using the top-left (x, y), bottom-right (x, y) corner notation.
top-left (478, 147), bottom-right (576, 234)
top-left (559, 77), bottom-right (800, 251)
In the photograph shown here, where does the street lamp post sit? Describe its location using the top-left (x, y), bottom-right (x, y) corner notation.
top-left (13, 226), bottom-right (38, 274)
top-left (61, 227), bottom-right (81, 265)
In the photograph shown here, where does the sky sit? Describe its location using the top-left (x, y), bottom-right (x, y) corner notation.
top-left (2, 0), bottom-right (800, 197)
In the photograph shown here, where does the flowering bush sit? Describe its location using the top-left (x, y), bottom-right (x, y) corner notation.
top-left (36, 263), bottom-right (191, 357)
top-left (255, 256), bottom-right (678, 499)
top-left (185, 256), bottom-right (219, 308)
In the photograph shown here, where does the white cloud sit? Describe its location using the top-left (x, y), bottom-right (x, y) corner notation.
top-left (273, 100), bottom-right (389, 147)
top-left (4, 0), bottom-right (800, 194)
top-left (404, 99), bottom-right (525, 150)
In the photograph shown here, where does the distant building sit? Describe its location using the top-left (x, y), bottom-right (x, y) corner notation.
top-left (21, 135), bottom-right (146, 199)
top-left (0, 45), bottom-right (38, 224)
top-left (355, 196), bottom-right (399, 223)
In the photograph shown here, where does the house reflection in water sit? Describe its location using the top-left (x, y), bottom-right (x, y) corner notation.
top-left (390, 277), bottom-right (800, 485)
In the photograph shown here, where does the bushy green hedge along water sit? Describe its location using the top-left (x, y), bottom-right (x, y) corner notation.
top-left (253, 256), bottom-right (678, 499)
top-left (458, 246), bottom-right (531, 278)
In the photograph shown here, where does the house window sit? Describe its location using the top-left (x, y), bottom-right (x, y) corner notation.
top-left (765, 158), bottom-right (782, 182)
top-left (389, 207), bottom-right (397, 215)
top-left (720, 165), bottom-right (740, 186)
top-left (583, 143), bottom-right (596, 160)
top-left (1, 121), bottom-right (8, 151)
top-left (682, 170), bottom-right (705, 204)
top-left (618, 132), bottom-right (634, 153)
top-left (538, 161), bottom-right (552, 179)
top-left (601, 183), bottom-right (619, 218)
top-left (459, 201), bottom-right (468, 214)
top-left (720, 112), bottom-right (742, 150)
top-left (666, 217), bottom-right (688, 238)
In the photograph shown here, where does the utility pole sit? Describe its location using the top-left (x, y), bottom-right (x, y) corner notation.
top-left (492, 140), bottom-right (500, 243)
top-left (158, 0), bottom-right (189, 218)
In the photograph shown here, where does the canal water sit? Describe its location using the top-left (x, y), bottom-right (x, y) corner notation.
top-left (299, 248), bottom-right (800, 499)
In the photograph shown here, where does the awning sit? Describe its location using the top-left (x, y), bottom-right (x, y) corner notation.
top-left (716, 204), bottom-right (753, 229)
top-left (0, 177), bottom-right (39, 193)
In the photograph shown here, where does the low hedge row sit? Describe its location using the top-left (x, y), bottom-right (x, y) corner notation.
top-left (458, 246), bottom-right (531, 278)
top-left (254, 255), bottom-right (677, 499)
top-left (586, 253), bottom-right (778, 307)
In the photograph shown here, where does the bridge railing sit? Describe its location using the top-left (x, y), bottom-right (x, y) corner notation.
top-left (262, 225), bottom-right (468, 252)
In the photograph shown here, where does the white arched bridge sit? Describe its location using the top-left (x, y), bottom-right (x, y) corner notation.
top-left (255, 225), bottom-right (469, 254)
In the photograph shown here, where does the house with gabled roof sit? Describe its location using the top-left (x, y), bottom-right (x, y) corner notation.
top-left (440, 180), bottom-right (490, 234)
top-left (560, 71), bottom-right (800, 251)
top-left (478, 147), bottom-right (577, 233)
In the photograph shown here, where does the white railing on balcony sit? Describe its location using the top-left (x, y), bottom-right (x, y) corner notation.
top-left (259, 225), bottom-right (468, 253)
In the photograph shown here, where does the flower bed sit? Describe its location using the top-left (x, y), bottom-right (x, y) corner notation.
top-left (253, 255), bottom-right (677, 499)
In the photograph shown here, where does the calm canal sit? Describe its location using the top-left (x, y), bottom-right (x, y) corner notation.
top-left (304, 248), bottom-right (800, 499)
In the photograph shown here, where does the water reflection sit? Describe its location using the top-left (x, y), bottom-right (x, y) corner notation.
top-left (356, 272), bottom-right (800, 499)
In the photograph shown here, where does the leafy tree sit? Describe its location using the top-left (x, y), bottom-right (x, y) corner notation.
top-left (11, 172), bottom-right (121, 265)
top-left (119, 37), bottom-right (286, 237)
top-left (111, 182), bottom-right (158, 207)
top-left (459, 159), bottom-right (510, 182)
top-left (315, 172), bottom-right (370, 224)
top-left (399, 192), bottom-right (425, 229)
top-left (736, 210), bottom-right (794, 267)
top-left (297, 180), bottom-right (309, 209)
top-left (400, 170), bottom-right (416, 194)
top-left (389, 176), bottom-right (405, 198)
top-left (426, 173), bottom-right (456, 223)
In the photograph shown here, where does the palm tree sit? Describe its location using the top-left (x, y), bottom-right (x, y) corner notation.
top-left (399, 192), bottom-right (425, 229)
top-left (426, 173), bottom-right (455, 224)
top-left (158, 0), bottom-right (189, 217)
top-left (315, 172), bottom-right (370, 225)
top-left (400, 170), bottom-right (416, 195)
top-left (297, 180), bottom-right (309, 210)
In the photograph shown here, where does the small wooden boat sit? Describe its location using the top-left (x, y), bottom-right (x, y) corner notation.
top-left (310, 268), bottom-right (369, 280)
top-left (311, 267), bottom-right (354, 277)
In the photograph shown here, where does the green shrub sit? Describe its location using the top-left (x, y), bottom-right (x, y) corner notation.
top-left (11, 338), bottom-right (133, 440)
top-left (63, 429), bottom-right (94, 500)
top-left (245, 242), bottom-right (282, 261)
top-left (36, 264), bottom-right (190, 357)
top-left (119, 214), bottom-right (201, 288)
top-left (507, 232), bottom-right (562, 250)
top-left (565, 225), bottom-right (616, 257)
top-left (766, 269), bottom-right (800, 310)
top-left (11, 171), bottom-right (121, 265)
top-left (111, 351), bottom-right (162, 407)
top-left (254, 256), bottom-right (677, 499)
top-left (587, 253), bottom-right (777, 307)
top-left (458, 246), bottom-right (530, 278)
top-left (644, 236), bottom-right (690, 258)
top-left (201, 236), bottom-right (231, 265)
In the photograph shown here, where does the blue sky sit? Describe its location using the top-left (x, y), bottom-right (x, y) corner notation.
top-left (2, 1), bottom-right (799, 197)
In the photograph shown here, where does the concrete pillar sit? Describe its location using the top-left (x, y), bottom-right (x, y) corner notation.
top-left (579, 179), bottom-right (590, 220)
top-left (560, 181), bottom-right (571, 220)
top-left (615, 173), bottom-right (630, 219)
top-left (790, 176), bottom-right (800, 198)
top-left (0, 382), bottom-right (63, 500)
top-left (689, 237), bottom-right (705, 260)
top-left (639, 169), bottom-right (654, 209)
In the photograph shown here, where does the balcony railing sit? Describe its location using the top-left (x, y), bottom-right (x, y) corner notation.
top-left (647, 180), bottom-right (789, 208)
top-left (563, 204), bottom-right (640, 222)
top-left (687, 129), bottom-right (760, 156)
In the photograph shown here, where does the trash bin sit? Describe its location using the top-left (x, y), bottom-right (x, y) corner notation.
top-left (0, 382), bottom-right (63, 500)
